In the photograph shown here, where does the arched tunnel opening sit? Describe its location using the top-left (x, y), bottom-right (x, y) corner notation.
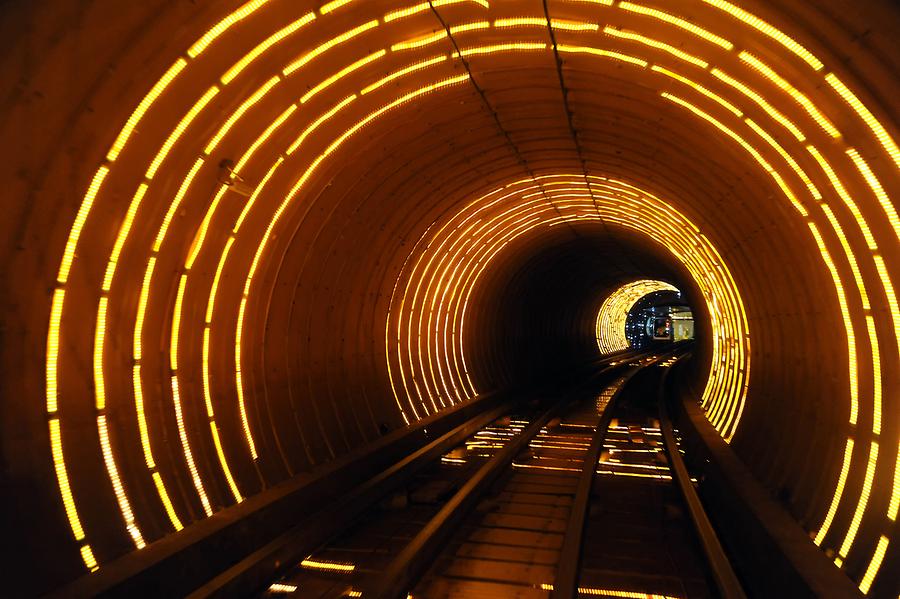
top-left (0, 0), bottom-right (898, 597)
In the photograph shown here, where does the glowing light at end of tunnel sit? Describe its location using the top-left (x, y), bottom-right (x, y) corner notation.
top-left (596, 280), bottom-right (679, 353)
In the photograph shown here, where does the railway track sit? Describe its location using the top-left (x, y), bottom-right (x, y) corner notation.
top-left (251, 348), bottom-right (745, 599)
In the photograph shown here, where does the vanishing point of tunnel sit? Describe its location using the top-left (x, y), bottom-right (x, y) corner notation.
top-left (0, 0), bottom-right (898, 597)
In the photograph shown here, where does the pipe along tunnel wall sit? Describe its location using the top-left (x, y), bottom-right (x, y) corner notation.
top-left (0, 0), bottom-right (897, 595)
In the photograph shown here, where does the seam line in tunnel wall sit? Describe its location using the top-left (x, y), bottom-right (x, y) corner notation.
top-left (37, 0), bottom-right (898, 591)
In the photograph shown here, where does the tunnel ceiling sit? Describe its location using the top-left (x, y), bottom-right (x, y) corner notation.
top-left (0, 0), bottom-right (898, 595)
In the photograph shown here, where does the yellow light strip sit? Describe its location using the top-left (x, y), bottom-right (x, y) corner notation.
top-left (103, 184), bottom-right (147, 291)
top-left (170, 274), bottom-right (188, 370)
top-left (205, 76), bottom-right (280, 153)
top-left (97, 414), bottom-right (146, 548)
top-left (79, 545), bottom-right (99, 572)
top-left (846, 149), bottom-right (900, 244)
top-left (700, 0), bottom-right (823, 70)
top-left (49, 417), bottom-right (85, 541)
top-left (619, 2), bottom-right (733, 49)
top-left (151, 471), bottom-right (183, 531)
top-left (361, 56), bottom-right (447, 95)
top-left (838, 442), bottom-right (879, 559)
top-left (210, 406), bottom-right (243, 502)
top-left (234, 104), bottom-right (297, 173)
top-left (46, 289), bottom-right (65, 413)
top-left (453, 42), bottom-right (547, 58)
top-left (603, 27), bottom-right (707, 68)
top-left (739, 52), bottom-right (840, 137)
top-left (826, 74), bottom-right (900, 169)
top-left (321, 0), bottom-right (354, 14)
top-left (300, 558), bottom-right (355, 572)
top-left (57, 166), bottom-right (109, 284)
top-left (133, 258), bottom-right (155, 360)
top-left (493, 17), bottom-right (598, 32)
top-left (185, 186), bottom-right (229, 271)
top-left (268, 583), bottom-right (299, 593)
top-left (859, 535), bottom-right (889, 594)
top-left (391, 31), bottom-right (447, 51)
top-left (221, 14), bottom-right (316, 84)
top-left (651, 65), bottom-right (741, 116)
top-left (170, 377), bottom-right (213, 516)
top-left (289, 96), bottom-right (358, 154)
top-left (662, 93), bottom-right (812, 216)
top-left (94, 298), bottom-right (109, 410)
top-left (132, 365), bottom-right (155, 469)
top-left (234, 157), bottom-right (285, 232)
top-left (207, 237), bottom-right (234, 324)
top-left (235, 297), bottom-right (258, 459)
top-left (301, 50), bottom-right (386, 104)
top-left (283, 20), bottom-right (379, 75)
top-left (889, 439), bottom-right (900, 522)
top-left (539, 582), bottom-right (679, 598)
top-left (384, 0), bottom-right (488, 23)
top-left (187, 0), bottom-right (271, 57)
top-left (153, 158), bottom-right (205, 252)
top-left (804, 147), bottom-right (877, 253)
top-left (711, 68), bottom-right (805, 142)
top-left (145, 87), bottom-right (219, 180)
top-left (557, 44), bottom-right (648, 68)
top-left (743, 120), bottom-right (820, 199)
top-left (106, 59), bottom-right (187, 161)
top-left (450, 22), bottom-right (491, 37)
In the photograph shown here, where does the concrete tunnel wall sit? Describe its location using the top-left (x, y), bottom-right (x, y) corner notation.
top-left (0, 0), bottom-right (897, 595)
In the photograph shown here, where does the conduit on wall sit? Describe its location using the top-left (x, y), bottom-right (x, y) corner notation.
top-left (0, 0), bottom-right (894, 594)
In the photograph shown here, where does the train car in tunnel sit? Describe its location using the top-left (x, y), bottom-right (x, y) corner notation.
top-left (0, 0), bottom-right (897, 596)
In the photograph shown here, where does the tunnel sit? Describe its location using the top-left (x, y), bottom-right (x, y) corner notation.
top-left (0, 0), bottom-right (898, 596)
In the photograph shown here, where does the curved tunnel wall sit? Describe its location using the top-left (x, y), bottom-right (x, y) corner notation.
top-left (0, 0), bottom-right (897, 595)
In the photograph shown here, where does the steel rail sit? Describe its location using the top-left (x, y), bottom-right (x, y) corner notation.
top-left (552, 350), bottom-right (680, 598)
top-left (658, 357), bottom-right (747, 599)
top-left (365, 356), bottom-right (638, 599)
top-left (189, 401), bottom-right (512, 598)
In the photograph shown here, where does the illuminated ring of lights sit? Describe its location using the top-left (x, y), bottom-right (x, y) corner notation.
top-left (386, 174), bottom-right (749, 438)
top-left (42, 0), bottom-right (897, 591)
top-left (595, 280), bottom-right (680, 353)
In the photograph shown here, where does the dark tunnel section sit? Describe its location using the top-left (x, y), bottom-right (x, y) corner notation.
top-left (462, 223), bottom-right (710, 393)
